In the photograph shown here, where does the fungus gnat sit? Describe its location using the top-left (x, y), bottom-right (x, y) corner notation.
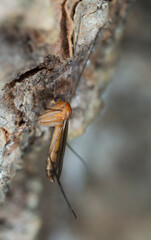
top-left (39, 2), bottom-right (109, 218)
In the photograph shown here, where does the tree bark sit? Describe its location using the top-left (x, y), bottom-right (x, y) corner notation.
top-left (0, 0), bottom-right (133, 239)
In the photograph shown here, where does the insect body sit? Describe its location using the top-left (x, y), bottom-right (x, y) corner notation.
top-left (38, 5), bottom-right (106, 217)
top-left (39, 98), bottom-right (71, 182)
top-left (39, 97), bottom-right (77, 218)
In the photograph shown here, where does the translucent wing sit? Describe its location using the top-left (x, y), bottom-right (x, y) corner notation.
top-left (56, 120), bottom-right (68, 179)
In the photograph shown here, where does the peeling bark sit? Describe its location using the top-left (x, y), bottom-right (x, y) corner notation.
top-left (0, 0), bottom-right (133, 238)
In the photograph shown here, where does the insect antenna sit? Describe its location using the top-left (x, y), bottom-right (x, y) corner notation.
top-left (67, 15), bottom-right (82, 102)
top-left (51, 161), bottom-right (77, 219)
top-left (71, 27), bottom-right (103, 100)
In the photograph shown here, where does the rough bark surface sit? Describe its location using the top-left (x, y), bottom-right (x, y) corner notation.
top-left (0, 0), bottom-right (132, 239)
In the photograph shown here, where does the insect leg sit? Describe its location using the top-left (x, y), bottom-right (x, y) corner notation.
top-left (39, 121), bottom-right (63, 127)
top-left (39, 111), bottom-right (62, 122)
top-left (53, 166), bottom-right (77, 219)
top-left (66, 142), bottom-right (88, 169)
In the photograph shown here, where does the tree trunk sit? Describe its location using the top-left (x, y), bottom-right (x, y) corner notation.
top-left (0, 0), bottom-right (133, 239)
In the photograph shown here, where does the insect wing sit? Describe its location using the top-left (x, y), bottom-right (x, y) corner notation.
top-left (56, 120), bottom-right (68, 179)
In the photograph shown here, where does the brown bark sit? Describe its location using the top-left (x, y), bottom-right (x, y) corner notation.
top-left (0, 0), bottom-right (133, 239)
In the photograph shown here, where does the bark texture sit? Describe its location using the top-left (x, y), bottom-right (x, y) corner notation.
top-left (0, 0), bottom-right (133, 239)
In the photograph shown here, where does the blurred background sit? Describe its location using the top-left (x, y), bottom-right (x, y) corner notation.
top-left (37, 1), bottom-right (151, 240)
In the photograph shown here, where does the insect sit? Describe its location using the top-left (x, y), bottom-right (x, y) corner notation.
top-left (39, 98), bottom-right (72, 183)
top-left (38, 4), bottom-right (107, 218)
top-left (39, 96), bottom-right (76, 216)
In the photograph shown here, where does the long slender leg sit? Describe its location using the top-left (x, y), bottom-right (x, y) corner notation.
top-left (39, 111), bottom-right (62, 121)
top-left (39, 121), bottom-right (63, 127)
top-left (66, 142), bottom-right (88, 169)
top-left (53, 168), bottom-right (77, 219)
